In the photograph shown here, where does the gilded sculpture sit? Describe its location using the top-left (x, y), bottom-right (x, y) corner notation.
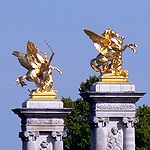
top-left (12, 41), bottom-right (62, 93)
top-left (84, 29), bottom-right (137, 78)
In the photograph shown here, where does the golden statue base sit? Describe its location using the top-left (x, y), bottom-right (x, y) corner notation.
top-left (22, 89), bottom-right (63, 108)
top-left (29, 90), bottom-right (57, 101)
top-left (99, 74), bottom-right (132, 84)
top-left (90, 75), bottom-right (135, 93)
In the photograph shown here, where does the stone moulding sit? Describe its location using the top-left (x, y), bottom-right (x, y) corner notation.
top-left (12, 108), bottom-right (73, 119)
top-left (80, 92), bottom-right (146, 103)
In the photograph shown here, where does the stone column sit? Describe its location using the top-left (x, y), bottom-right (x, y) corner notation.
top-left (19, 131), bottom-right (39, 150)
top-left (52, 131), bottom-right (65, 150)
top-left (91, 117), bottom-right (109, 150)
top-left (123, 117), bottom-right (139, 150)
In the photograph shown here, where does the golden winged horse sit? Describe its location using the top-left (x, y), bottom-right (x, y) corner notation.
top-left (84, 29), bottom-right (137, 77)
top-left (12, 41), bottom-right (62, 92)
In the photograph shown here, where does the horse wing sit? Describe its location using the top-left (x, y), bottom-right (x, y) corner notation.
top-left (84, 29), bottom-right (110, 47)
top-left (27, 41), bottom-right (38, 55)
top-left (12, 51), bottom-right (33, 70)
top-left (26, 41), bottom-right (47, 65)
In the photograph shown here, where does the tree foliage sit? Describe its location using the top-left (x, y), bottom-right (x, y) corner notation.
top-left (63, 97), bottom-right (90, 150)
top-left (79, 75), bottom-right (99, 93)
top-left (135, 105), bottom-right (150, 150)
top-left (63, 75), bottom-right (99, 150)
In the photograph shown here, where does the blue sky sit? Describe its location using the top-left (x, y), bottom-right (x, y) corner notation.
top-left (0, 1), bottom-right (150, 149)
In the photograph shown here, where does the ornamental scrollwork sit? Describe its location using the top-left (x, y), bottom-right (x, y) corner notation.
top-left (96, 103), bottom-right (135, 110)
top-left (52, 131), bottom-right (67, 141)
top-left (91, 116), bottom-right (109, 127)
top-left (27, 118), bottom-right (64, 125)
top-left (19, 131), bottom-right (39, 141)
top-left (122, 117), bottom-right (139, 127)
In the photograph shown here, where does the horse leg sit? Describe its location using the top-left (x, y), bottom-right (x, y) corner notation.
top-left (16, 75), bottom-right (27, 87)
top-left (26, 69), bottom-right (41, 87)
top-left (122, 44), bottom-right (137, 53)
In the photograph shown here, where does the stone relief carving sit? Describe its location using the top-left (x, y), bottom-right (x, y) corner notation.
top-left (27, 118), bottom-right (64, 125)
top-left (19, 131), bottom-right (39, 141)
top-left (96, 103), bottom-right (135, 110)
top-left (122, 117), bottom-right (139, 127)
top-left (40, 141), bottom-right (48, 150)
top-left (106, 127), bottom-right (122, 150)
top-left (91, 117), bottom-right (109, 127)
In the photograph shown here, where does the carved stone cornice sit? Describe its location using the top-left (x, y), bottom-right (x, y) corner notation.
top-left (19, 131), bottom-right (39, 141)
top-left (96, 103), bottom-right (135, 111)
top-left (12, 108), bottom-right (73, 119)
top-left (26, 118), bottom-right (64, 126)
top-left (122, 117), bottom-right (139, 127)
top-left (90, 116), bottom-right (109, 127)
top-left (52, 131), bottom-right (67, 141)
top-left (80, 92), bottom-right (146, 104)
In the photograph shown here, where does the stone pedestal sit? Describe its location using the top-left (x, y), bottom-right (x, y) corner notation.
top-left (12, 91), bottom-right (72, 150)
top-left (80, 79), bottom-right (145, 150)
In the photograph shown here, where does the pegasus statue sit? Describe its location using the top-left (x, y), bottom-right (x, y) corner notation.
top-left (12, 41), bottom-right (62, 93)
top-left (84, 29), bottom-right (137, 77)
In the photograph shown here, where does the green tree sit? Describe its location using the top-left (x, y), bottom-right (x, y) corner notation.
top-left (135, 105), bottom-right (150, 150)
top-left (79, 75), bottom-right (99, 92)
top-left (63, 75), bottom-right (98, 150)
top-left (63, 98), bottom-right (90, 150)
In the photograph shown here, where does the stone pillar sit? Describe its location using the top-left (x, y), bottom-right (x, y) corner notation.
top-left (19, 131), bottom-right (39, 150)
top-left (80, 80), bottom-right (145, 150)
top-left (12, 91), bottom-right (72, 150)
top-left (90, 117), bottom-right (109, 150)
top-left (123, 117), bottom-right (138, 150)
top-left (52, 131), bottom-right (65, 150)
